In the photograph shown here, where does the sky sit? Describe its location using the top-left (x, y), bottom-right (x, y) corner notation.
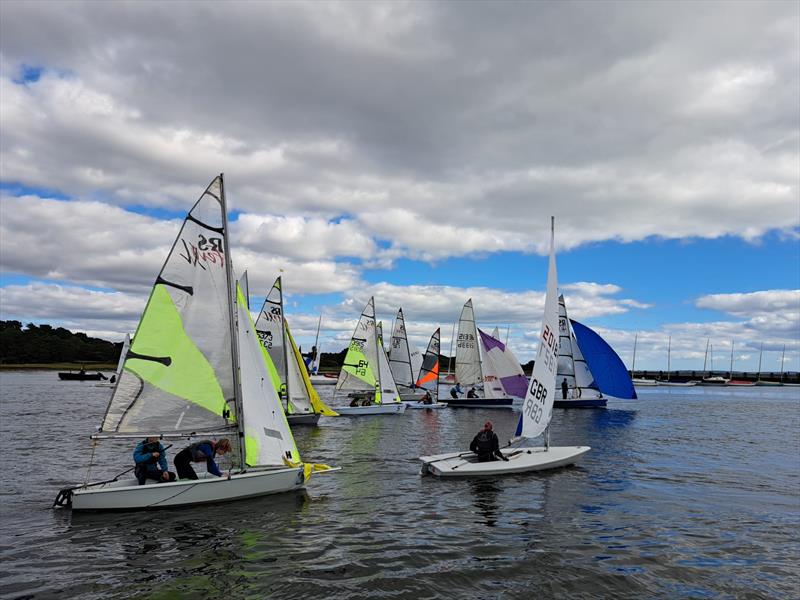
top-left (0, 1), bottom-right (798, 373)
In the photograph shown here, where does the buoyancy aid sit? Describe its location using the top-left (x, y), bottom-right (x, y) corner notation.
top-left (188, 440), bottom-right (215, 461)
top-left (475, 430), bottom-right (494, 453)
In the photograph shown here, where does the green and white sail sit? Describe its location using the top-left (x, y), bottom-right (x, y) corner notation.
top-left (336, 297), bottom-right (379, 396)
top-left (100, 176), bottom-right (236, 435)
top-left (236, 282), bottom-right (300, 466)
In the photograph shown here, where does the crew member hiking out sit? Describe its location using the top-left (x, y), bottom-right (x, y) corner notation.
top-left (469, 421), bottom-right (508, 462)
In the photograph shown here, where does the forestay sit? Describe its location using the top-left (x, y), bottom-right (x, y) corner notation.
top-left (455, 299), bottom-right (483, 388)
top-left (516, 218), bottom-right (560, 440)
top-left (100, 177), bottom-right (236, 436)
top-left (415, 328), bottom-right (441, 393)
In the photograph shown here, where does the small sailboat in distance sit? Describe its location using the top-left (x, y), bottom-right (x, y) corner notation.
top-left (420, 218), bottom-right (590, 477)
top-left (333, 297), bottom-right (406, 415)
top-left (95, 333), bottom-right (130, 387)
top-left (388, 308), bottom-right (425, 401)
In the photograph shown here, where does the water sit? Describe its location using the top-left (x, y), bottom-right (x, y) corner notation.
top-left (1, 372), bottom-right (798, 599)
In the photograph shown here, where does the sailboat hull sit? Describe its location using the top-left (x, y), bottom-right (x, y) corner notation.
top-left (406, 401), bottom-right (447, 409)
top-left (287, 413), bottom-right (321, 426)
top-left (445, 398), bottom-right (514, 409)
top-left (420, 446), bottom-right (590, 477)
top-left (553, 398), bottom-right (606, 408)
top-left (335, 403), bottom-right (407, 415)
top-left (70, 468), bottom-right (305, 511)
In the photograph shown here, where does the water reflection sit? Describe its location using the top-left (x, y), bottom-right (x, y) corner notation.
top-left (469, 479), bottom-right (501, 527)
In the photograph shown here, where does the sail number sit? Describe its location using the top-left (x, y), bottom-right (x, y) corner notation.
top-left (538, 324), bottom-right (558, 373)
top-left (524, 377), bottom-right (548, 423)
top-left (353, 359), bottom-right (370, 377)
top-left (457, 332), bottom-right (475, 349)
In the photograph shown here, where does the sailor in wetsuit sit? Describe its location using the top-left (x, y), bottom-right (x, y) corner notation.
top-left (469, 421), bottom-right (508, 462)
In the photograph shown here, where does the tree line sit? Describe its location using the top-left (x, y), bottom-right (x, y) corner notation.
top-left (0, 321), bottom-right (121, 365)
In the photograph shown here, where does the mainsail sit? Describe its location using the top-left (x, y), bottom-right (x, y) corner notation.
top-left (336, 298), bottom-right (380, 395)
top-left (557, 295), bottom-right (602, 400)
top-left (455, 299), bottom-right (483, 389)
top-left (100, 176), bottom-right (236, 435)
top-left (517, 217), bottom-right (560, 440)
top-left (415, 328), bottom-right (441, 393)
top-left (377, 322), bottom-right (402, 404)
top-left (388, 308), bottom-right (415, 388)
top-left (254, 277), bottom-right (286, 392)
top-left (478, 329), bottom-right (528, 398)
top-left (285, 321), bottom-right (338, 416)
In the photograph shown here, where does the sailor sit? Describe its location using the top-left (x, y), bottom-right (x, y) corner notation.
top-left (133, 436), bottom-right (176, 485)
top-left (421, 390), bottom-right (434, 404)
top-left (450, 382), bottom-right (463, 399)
top-left (469, 421), bottom-right (508, 463)
top-left (174, 438), bottom-right (232, 480)
top-left (467, 387), bottom-right (478, 398)
top-left (561, 377), bottom-right (569, 400)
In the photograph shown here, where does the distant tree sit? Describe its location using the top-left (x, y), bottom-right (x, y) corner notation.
top-left (0, 321), bottom-right (119, 364)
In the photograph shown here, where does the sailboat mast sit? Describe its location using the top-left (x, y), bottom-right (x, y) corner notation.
top-left (505, 325), bottom-right (510, 346)
top-left (780, 344), bottom-right (786, 383)
top-left (632, 333), bottom-right (638, 376)
top-left (312, 315), bottom-right (322, 374)
top-left (667, 335), bottom-right (672, 381)
top-left (220, 173), bottom-right (246, 469)
top-left (373, 298), bottom-right (383, 403)
top-left (729, 339), bottom-right (734, 377)
top-left (449, 321), bottom-right (456, 379)
top-left (278, 276), bottom-right (292, 408)
top-left (703, 338), bottom-right (710, 376)
top-left (757, 342), bottom-right (763, 380)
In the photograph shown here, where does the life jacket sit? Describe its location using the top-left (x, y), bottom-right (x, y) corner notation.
top-left (189, 440), bottom-right (214, 461)
top-left (475, 430), bottom-right (494, 454)
top-left (140, 440), bottom-right (161, 464)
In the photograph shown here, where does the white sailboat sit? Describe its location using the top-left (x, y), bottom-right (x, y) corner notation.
top-left (446, 299), bottom-right (514, 408)
top-left (255, 276), bottom-right (338, 425)
top-left (406, 328), bottom-right (447, 409)
top-left (306, 316), bottom-right (337, 386)
top-left (333, 297), bottom-right (406, 415)
top-left (554, 296), bottom-right (606, 407)
top-left (479, 327), bottom-right (529, 402)
top-left (56, 176), bottom-right (336, 511)
top-left (388, 308), bottom-right (425, 401)
top-left (420, 218), bottom-right (590, 476)
top-left (700, 340), bottom-right (729, 385)
top-left (95, 333), bottom-right (131, 387)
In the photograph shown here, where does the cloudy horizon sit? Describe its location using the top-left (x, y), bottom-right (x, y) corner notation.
top-left (1, 0), bottom-right (798, 372)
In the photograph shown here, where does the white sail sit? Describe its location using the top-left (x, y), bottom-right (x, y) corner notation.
top-left (519, 217), bottom-right (559, 439)
top-left (377, 328), bottom-right (402, 404)
top-left (101, 176), bottom-right (236, 435)
top-left (556, 295), bottom-right (601, 400)
top-left (336, 298), bottom-right (379, 394)
top-left (388, 308), bottom-right (415, 387)
top-left (255, 277), bottom-right (286, 389)
top-left (285, 323), bottom-right (314, 414)
top-left (479, 328), bottom-right (528, 399)
top-left (236, 284), bottom-right (300, 466)
top-left (410, 345), bottom-right (423, 382)
top-left (114, 334), bottom-right (130, 377)
top-left (455, 299), bottom-right (483, 388)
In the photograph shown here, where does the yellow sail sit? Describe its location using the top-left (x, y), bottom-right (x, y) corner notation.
top-left (285, 320), bottom-right (339, 416)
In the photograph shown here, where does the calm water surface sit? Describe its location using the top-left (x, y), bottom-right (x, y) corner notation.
top-left (1, 371), bottom-right (798, 599)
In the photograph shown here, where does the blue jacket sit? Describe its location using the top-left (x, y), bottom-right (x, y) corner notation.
top-left (189, 441), bottom-right (223, 477)
top-left (133, 440), bottom-right (168, 472)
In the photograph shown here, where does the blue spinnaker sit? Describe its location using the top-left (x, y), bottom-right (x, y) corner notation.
top-left (570, 320), bottom-right (637, 400)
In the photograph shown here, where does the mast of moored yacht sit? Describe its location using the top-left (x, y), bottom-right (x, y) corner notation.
top-left (780, 344), bottom-right (786, 383)
top-left (632, 333), bottom-right (638, 377)
top-left (667, 336), bottom-right (672, 381)
top-left (757, 342), bottom-right (764, 382)
top-left (220, 173), bottom-right (246, 469)
top-left (729, 339), bottom-right (735, 377)
top-left (702, 338), bottom-right (710, 377)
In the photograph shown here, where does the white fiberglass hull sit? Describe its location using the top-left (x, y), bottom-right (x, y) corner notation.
top-left (657, 381), bottom-right (697, 387)
top-left (632, 378), bottom-right (658, 386)
top-left (335, 403), bottom-right (407, 416)
top-left (287, 413), bottom-right (321, 426)
top-left (420, 446), bottom-right (590, 477)
top-left (70, 468), bottom-right (304, 511)
top-left (406, 401), bottom-right (447, 410)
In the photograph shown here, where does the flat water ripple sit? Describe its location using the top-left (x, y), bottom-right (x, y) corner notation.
top-left (1, 373), bottom-right (798, 599)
